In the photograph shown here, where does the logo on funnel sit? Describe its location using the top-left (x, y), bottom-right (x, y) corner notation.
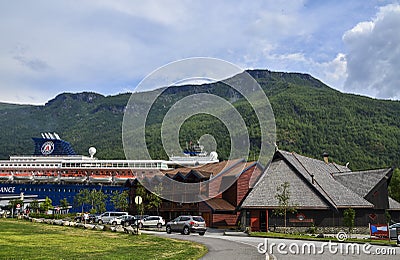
top-left (41, 141), bottom-right (54, 155)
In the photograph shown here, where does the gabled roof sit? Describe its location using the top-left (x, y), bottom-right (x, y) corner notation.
top-left (162, 160), bottom-right (239, 179)
top-left (169, 169), bottom-right (213, 181)
top-left (333, 168), bottom-right (393, 197)
top-left (162, 158), bottom-right (263, 186)
top-left (242, 158), bottom-right (330, 209)
top-left (247, 162), bottom-right (264, 188)
top-left (279, 150), bottom-right (372, 209)
top-left (242, 150), bottom-right (373, 210)
top-left (203, 198), bottom-right (236, 212)
top-left (389, 197), bottom-right (400, 210)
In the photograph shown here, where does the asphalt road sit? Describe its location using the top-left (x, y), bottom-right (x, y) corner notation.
top-left (218, 235), bottom-right (399, 260)
top-left (143, 230), bottom-right (264, 259)
top-left (143, 229), bottom-right (399, 260)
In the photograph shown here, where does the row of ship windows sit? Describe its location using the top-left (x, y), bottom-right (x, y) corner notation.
top-left (20, 187), bottom-right (120, 194)
top-left (0, 163), bottom-right (167, 168)
top-left (62, 163), bottom-right (167, 168)
top-left (0, 163), bottom-right (59, 167)
top-left (0, 170), bottom-right (149, 175)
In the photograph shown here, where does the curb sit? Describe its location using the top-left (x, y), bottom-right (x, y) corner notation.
top-left (224, 231), bottom-right (249, 237)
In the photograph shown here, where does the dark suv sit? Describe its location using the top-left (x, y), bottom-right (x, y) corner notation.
top-left (119, 215), bottom-right (137, 226)
top-left (74, 214), bottom-right (96, 223)
top-left (166, 215), bottom-right (207, 236)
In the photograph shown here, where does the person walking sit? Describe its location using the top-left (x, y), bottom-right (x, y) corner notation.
top-left (84, 212), bottom-right (89, 225)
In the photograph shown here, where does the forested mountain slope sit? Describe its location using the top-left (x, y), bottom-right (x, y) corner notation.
top-left (0, 70), bottom-right (399, 172)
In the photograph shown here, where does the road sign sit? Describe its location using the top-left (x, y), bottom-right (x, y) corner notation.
top-left (135, 196), bottom-right (142, 205)
top-left (16, 204), bottom-right (20, 209)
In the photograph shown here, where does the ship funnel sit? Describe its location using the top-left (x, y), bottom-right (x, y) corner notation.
top-left (53, 133), bottom-right (61, 140)
top-left (32, 133), bottom-right (76, 156)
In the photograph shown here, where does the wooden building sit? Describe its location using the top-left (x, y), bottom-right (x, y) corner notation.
top-left (241, 150), bottom-right (400, 231)
top-left (125, 159), bottom-right (264, 228)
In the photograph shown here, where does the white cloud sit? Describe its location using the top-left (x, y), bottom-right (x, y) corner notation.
top-left (0, 0), bottom-right (397, 104)
top-left (343, 4), bottom-right (400, 99)
top-left (312, 53), bottom-right (348, 90)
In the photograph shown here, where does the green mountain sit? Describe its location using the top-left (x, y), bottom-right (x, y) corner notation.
top-left (0, 70), bottom-right (399, 172)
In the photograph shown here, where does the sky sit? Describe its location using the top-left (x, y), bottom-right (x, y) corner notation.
top-left (0, 0), bottom-right (399, 105)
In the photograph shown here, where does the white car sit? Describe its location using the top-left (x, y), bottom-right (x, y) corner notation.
top-left (389, 223), bottom-right (400, 240)
top-left (135, 216), bottom-right (165, 228)
top-left (96, 211), bottom-right (128, 224)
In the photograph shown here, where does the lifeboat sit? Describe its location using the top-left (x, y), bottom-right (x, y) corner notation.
top-left (113, 175), bottom-right (135, 183)
top-left (89, 174), bottom-right (112, 183)
top-left (0, 172), bottom-right (13, 181)
top-left (59, 171), bottom-right (87, 183)
top-left (13, 172), bottom-right (34, 181)
top-left (113, 171), bottom-right (135, 184)
top-left (34, 171), bottom-right (59, 183)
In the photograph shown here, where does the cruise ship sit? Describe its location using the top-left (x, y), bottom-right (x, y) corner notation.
top-left (0, 133), bottom-right (218, 212)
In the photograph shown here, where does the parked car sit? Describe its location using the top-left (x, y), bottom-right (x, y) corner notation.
top-left (110, 215), bottom-right (135, 226)
top-left (166, 215), bottom-right (206, 235)
top-left (119, 215), bottom-right (138, 226)
top-left (119, 215), bottom-right (148, 227)
top-left (134, 215), bottom-right (149, 220)
top-left (389, 222), bottom-right (400, 240)
top-left (134, 216), bottom-right (165, 228)
top-left (74, 213), bottom-right (97, 223)
top-left (96, 211), bottom-right (128, 224)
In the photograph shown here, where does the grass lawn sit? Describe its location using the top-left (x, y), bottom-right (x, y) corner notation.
top-left (250, 232), bottom-right (397, 246)
top-left (0, 219), bottom-right (207, 260)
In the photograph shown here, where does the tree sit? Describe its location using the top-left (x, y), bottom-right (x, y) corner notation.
top-left (40, 197), bottom-right (53, 213)
top-left (389, 168), bottom-right (400, 203)
top-left (30, 199), bottom-right (39, 214)
top-left (110, 190), bottom-right (129, 211)
top-left (273, 182), bottom-right (297, 233)
top-left (343, 208), bottom-right (356, 235)
top-left (9, 199), bottom-right (23, 210)
top-left (385, 209), bottom-right (391, 224)
top-left (136, 183), bottom-right (147, 216)
top-left (9, 199), bottom-right (23, 216)
top-left (74, 189), bottom-right (90, 213)
top-left (147, 183), bottom-right (163, 215)
top-left (88, 189), bottom-right (107, 214)
top-left (60, 198), bottom-right (69, 209)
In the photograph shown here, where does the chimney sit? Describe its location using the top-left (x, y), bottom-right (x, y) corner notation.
top-left (311, 174), bottom-right (315, 184)
top-left (322, 152), bottom-right (329, 164)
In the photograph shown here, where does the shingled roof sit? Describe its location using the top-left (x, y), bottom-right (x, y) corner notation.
top-left (242, 150), bottom-right (374, 210)
top-left (389, 197), bottom-right (400, 210)
top-left (162, 159), bottom-right (242, 179)
top-left (333, 168), bottom-right (392, 197)
top-left (203, 198), bottom-right (236, 212)
top-left (242, 157), bottom-right (330, 209)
